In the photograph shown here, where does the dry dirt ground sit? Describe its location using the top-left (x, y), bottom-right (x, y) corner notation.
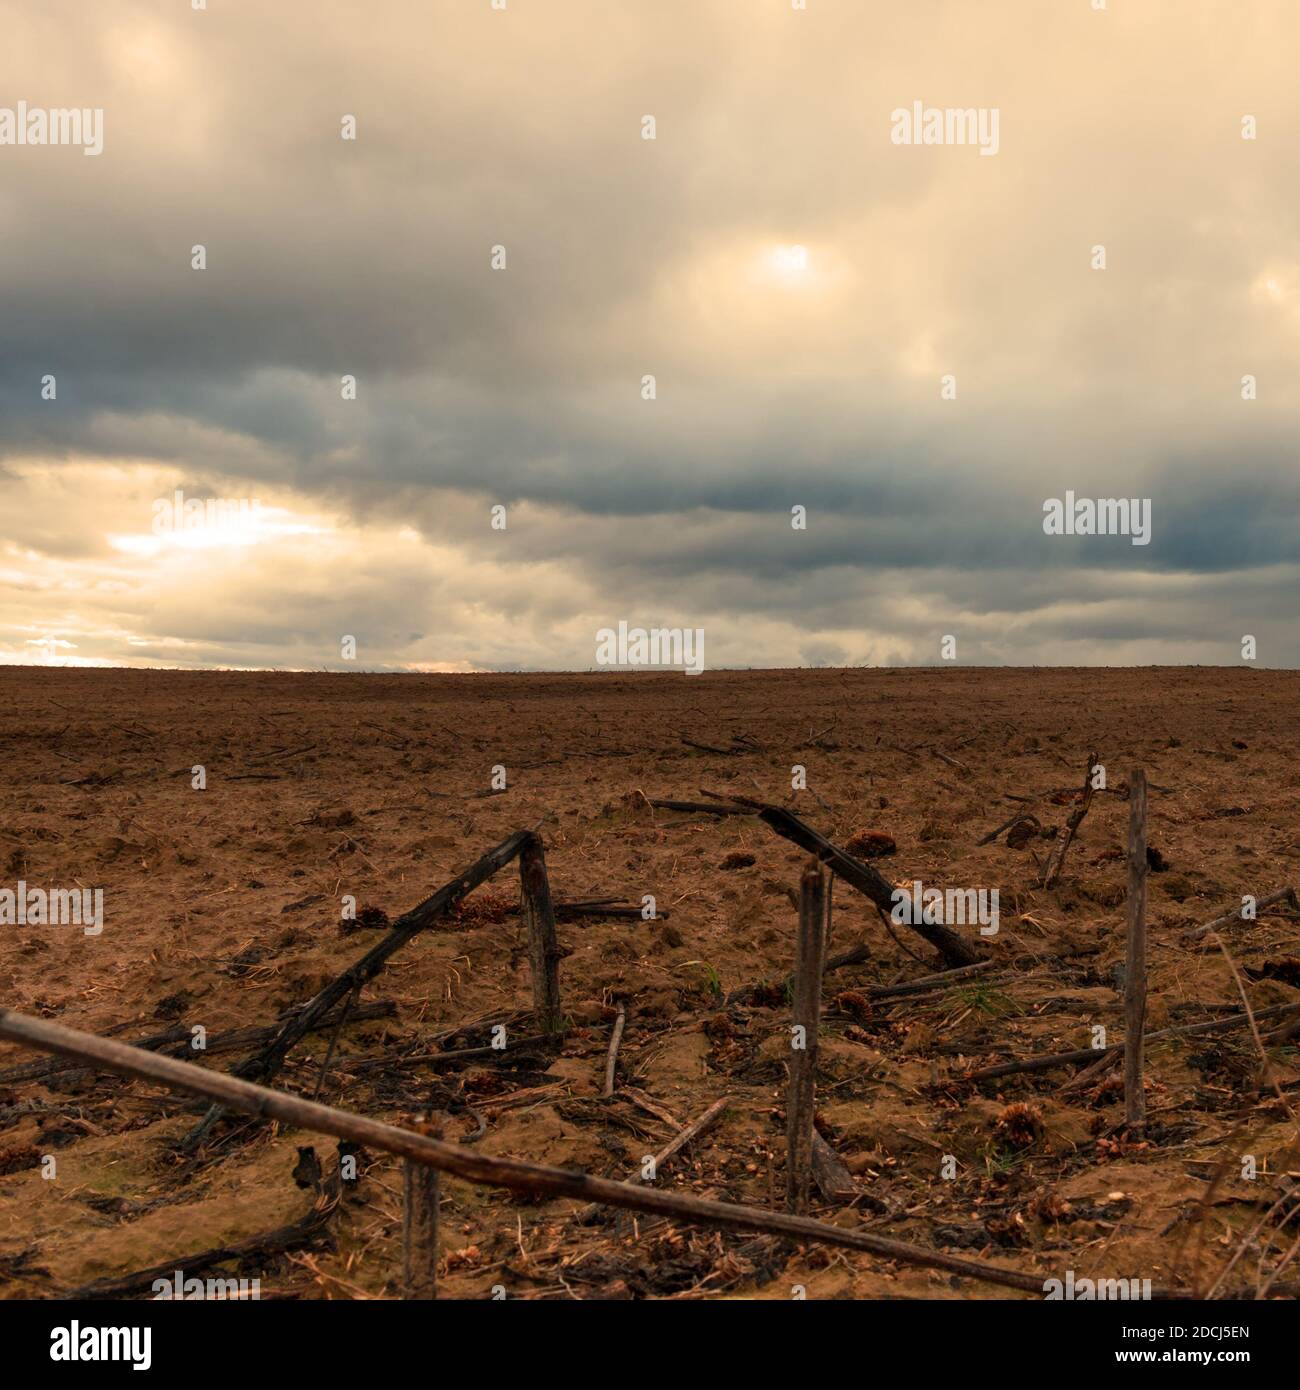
top-left (1, 665), bottom-right (1298, 1301)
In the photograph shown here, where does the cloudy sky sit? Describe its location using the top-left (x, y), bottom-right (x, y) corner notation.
top-left (1, 0), bottom-right (1297, 670)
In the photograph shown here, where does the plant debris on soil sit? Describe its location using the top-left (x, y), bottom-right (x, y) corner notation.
top-left (1, 665), bottom-right (1299, 1301)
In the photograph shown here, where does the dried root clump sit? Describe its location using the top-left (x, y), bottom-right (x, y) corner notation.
top-left (844, 830), bottom-right (896, 859)
top-left (834, 990), bottom-right (873, 1022)
top-left (339, 904), bottom-right (390, 935)
top-left (995, 1102), bottom-right (1044, 1150)
top-left (1031, 1187), bottom-right (1073, 1224)
top-left (451, 889), bottom-right (517, 925)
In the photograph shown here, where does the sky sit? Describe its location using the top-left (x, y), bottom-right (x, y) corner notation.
top-left (1, 0), bottom-right (1297, 671)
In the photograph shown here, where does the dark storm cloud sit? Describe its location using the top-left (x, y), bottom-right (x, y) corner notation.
top-left (1, 0), bottom-right (1298, 668)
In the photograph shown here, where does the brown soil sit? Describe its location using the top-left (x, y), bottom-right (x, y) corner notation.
top-left (1, 666), bottom-right (1298, 1300)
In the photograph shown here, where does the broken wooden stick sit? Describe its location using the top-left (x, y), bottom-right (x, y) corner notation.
top-left (865, 959), bottom-right (997, 1000)
top-left (1056, 1047), bottom-right (1121, 1096)
top-left (966, 1001), bottom-right (1300, 1082)
top-left (931, 748), bottom-right (970, 774)
top-left (603, 1003), bottom-right (626, 1098)
top-left (700, 791), bottom-right (981, 969)
top-left (575, 1096), bottom-right (729, 1223)
top-left (977, 811), bottom-right (1039, 847)
top-left (351, 1031), bottom-right (565, 1074)
top-left (810, 1130), bottom-right (857, 1205)
top-left (681, 735), bottom-right (754, 757)
top-left (556, 900), bottom-right (670, 921)
top-left (728, 949), bottom-right (1000, 1011)
top-left (620, 1087), bottom-right (682, 1130)
top-left (787, 860), bottom-right (826, 1215)
top-left (649, 1096), bottom-right (728, 1176)
top-left (311, 984), bottom-right (360, 1101)
top-left (1125, 770), bottom-right (1148, 1134)
top-left (1182, 886), bottom-right (1300, 943)
top-left (1038, 750), bottom-right (1098, 889)
top-left (724, 942), bottom-right (871, 1006)
top-left (0, 1023), bottom-right (186, 1084)
top-left (488, 896), bottom-right (672, 923)
top-left (0, 1007), bottom-right (1188, 1298)
top-left (0, 1002), bottom-right (398, 1089)
top-left (799, 721), bottom-right (838, 750)
top-left (520, 832), bottom-right (563, 1034)
top-left (824, 942), bottom-right (871, 973)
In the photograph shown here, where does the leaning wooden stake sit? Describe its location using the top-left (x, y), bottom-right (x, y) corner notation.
top-left (1124, 770), bottom-right (1148, 1134)
top-left (256, 829), bottom-right (532, 1079)
top-left (0, 1006), bottom-right (1191, 1298)
top-left (1039, 750), bottom-right (1099, 889)
top-left (786, 859), bottom-right (826, 1214)
top-left (184, 829), bottom-right (533, 1148)
top-left (519, 832), bottom-right (563, 1033)
top-left (403, 1126), bottom-right (441, 1299)
top-left (698, 791), bottom-right (980, 968)
top-left (603, 1003), bottom-right (626, 1097)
